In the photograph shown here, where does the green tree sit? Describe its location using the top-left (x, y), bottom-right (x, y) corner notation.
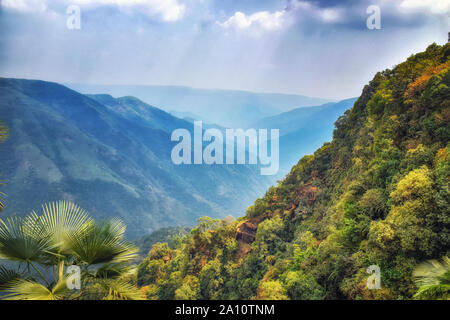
top-left (284, 271), bottom-right (324, 300)
top-left (257, 280), bottom-right (288, 300)
top-left (175, 275), bottom-right (200, 300)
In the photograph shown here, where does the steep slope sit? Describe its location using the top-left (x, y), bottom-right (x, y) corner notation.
top-left (252, 98), bottom-right (357, 172)
top-left (67, 84), bottom-right (333, 128)
top-left (136, 43), bottom-right (450, 300)
top-left (252, 98), bottom-right (357, 135)
top-left (0, 79), bottom-right (271, 238)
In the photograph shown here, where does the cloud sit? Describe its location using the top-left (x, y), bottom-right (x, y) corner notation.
top-left (217, 1), bottom-right (346, 33)
top-left (296, 0), bottom-right (449, 17)
top-left (1, 0), bottom-right (186, 21)
top-left (218, 10), bottom-right (286, 31)
top-left (399, 0), bottom-right (450, 14)
top-left (0, 0), bottom-right (445, 101)
top-left (1, 0), bottom-right (47, 12)
top-left (287, 1), bottom-right (344, 23)
top-left (316, 7), bottom-right (342, 22)
top-left (73, 0), bottom-right (185, 21)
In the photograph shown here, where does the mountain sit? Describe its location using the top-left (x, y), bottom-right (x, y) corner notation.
top-left (0, 78), bottom-right (271, 238)
top-left (168, 98), bottom-right (357, 177)
top-left (136, 43), bottom-right (450, 300)
top-left (252, 98), bottom-right (358, 173)
top-left (168, 110), bottom-right (228, 131)
top-left (169, 110), bottom-right (210, 124)
top-left (66, 84), bottom-right (333, 127)
top-left (252, 98), bottom-right (357, 136)
top-left (86, 94), bottom-right (189, 132)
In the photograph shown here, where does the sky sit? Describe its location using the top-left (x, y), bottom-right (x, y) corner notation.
top-left (0, 0), bottom-right (448, 99)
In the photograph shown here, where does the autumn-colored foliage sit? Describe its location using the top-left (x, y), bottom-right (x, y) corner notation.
top-left (137, 43), bottom-right (450, 300)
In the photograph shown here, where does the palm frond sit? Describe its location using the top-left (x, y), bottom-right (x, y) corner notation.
top-left (1, 278), bottom-right (69, 300)
top-left (0, 201), bottom-right (141, 300)
top-left (0, 216), bottom-right (54, 263)
top-left (0, 265), bottom-right (21, 290)
top-left (25, 201), bottom-right (92, 257)
top-left (0, 190), bottom-right (5, 212)
top-left (101, 279), bottom-right (145, 300)
top-left (94, 262), bottom-right (137, 279)
top-left (414, 256), bottom-right (450, 299)
top-left (67, 219), bottom-right (138, 265)
top-left (0, 177), bottom-right (6, 212)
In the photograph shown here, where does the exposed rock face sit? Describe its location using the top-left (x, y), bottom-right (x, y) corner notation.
top-left (235, 221), bottom-right (258, 244)
top-left (234, 220), bottom-right (259, 259)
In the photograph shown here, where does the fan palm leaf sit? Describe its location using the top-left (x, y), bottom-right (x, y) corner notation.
top-left (2, 278), bottom-right (69, 300)
top-left (101, 279), bottom-right (145, 300)
top-left (0, 265), bottom-right (21, 290)
top-left (25, 201), bottom-right (92, 260)
top-left (0, 184), bottom-right (6, 212)
top-left (0, 216), bottom-right (54, 263)
top-left (414, 256), bottom-right (450, 299)
top-left (0, 201), bottom-right (141, 300)
top-left (67, 218), bottom-right (138, 265)
top-left (94, 262), bottom-right (137, 279)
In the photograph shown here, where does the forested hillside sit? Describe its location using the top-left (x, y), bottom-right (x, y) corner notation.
top-left (137, 43), bottom-right (450, 300)
top-left (0, 79), bottom-right (270, 238)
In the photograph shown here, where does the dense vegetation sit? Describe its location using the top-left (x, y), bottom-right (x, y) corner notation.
top-left (135, 226), bottom-right (190, 257)
top-left (137, 43), bottom-right (450, 300)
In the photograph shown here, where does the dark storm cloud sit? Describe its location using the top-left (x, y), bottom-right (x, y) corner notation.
top-left (284, 0), bottom-right (435, 31)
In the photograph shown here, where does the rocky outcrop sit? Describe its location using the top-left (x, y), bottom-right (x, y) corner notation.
top-left (235, 221), bottom-right (258, 244)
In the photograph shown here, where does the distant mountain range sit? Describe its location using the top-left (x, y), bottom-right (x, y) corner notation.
top-left (74, 83), bottom-right (355, 174)
top-left (0, 78), bottom-right (272, 238)
top-left (66, 84), bottom-right (333, 128)
top-left (0, 78), bottom-right (356, 239)
top-left (252, 98), bottom-right (358, 174)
